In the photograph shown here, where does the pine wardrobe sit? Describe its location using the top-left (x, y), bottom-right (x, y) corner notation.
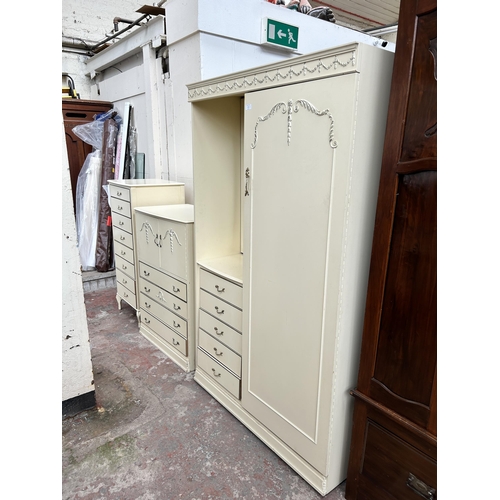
top-left (188, 42), bottom-right (394, 495)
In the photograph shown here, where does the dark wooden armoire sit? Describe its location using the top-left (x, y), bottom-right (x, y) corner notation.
top-left (345, 0), bottom-right (437, 498)
top-left (62, 99), bottom-right (113, 213)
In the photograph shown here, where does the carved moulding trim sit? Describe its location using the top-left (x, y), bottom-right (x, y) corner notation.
top-left (251, 99), bottom-right (338, 149)
top-left (160, 229), bottom-right (182, 253)
top-left (188, 50), bottom-right (356, 100)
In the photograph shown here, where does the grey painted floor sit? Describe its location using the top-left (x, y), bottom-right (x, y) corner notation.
top-left (62, 286), bottom-right (347, 500)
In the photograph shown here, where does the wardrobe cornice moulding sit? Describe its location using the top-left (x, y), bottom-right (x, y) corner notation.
top-left (187, 42), bottom-right (361, 101)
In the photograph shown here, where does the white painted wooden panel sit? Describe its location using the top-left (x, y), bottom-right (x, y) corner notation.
top-left (242, 74), bottom-right (357, 475)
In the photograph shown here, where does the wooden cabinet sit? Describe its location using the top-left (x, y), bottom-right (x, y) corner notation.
top-left (62, 99), bottom-right (113, 213)
top-left (134, 205), bottom-right (196, 372)
top-left (108, 180), bottom-right (186, 312)
top-left (345, 1), bottom-right (437, 498)
top-left (188, 42), bottom-right (394, 495)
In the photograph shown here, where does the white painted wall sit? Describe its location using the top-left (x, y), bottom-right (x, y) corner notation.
top-left (62, 123), bottom-right (95, 402)
top-left (62, 0), bottom-right (147, 98)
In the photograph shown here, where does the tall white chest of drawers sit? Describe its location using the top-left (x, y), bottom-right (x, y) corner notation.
top-left (134, 204), bottom-right (195, 372)
top-left (188, 43), bottom-right (394, 495)
top-left (108, 180), bottom-right (185, 312)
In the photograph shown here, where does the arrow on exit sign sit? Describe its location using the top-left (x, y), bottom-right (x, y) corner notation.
top-left (263, 18), bottom-right (299, 50)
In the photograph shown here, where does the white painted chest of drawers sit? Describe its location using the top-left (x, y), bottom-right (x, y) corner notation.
top-left (108, 179), bottom-right (185, 312)
top-left (134, 204), bottom-right (195, 372)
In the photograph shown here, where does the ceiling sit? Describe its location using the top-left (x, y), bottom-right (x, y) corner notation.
top-left (308, 0), bottom-right (400, 31)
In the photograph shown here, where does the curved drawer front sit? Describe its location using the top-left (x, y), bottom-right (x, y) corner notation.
top-left (116, 268), bottom-right (135, 293)
top-left (110, 197), bottom-right (131, 218)
top-left (199, 329), bottom-right (241, 377)
top-left (109, 185), bottom-right (131, 202)
top-left (139, 262), bottom-right (187, 302)
top-left (141, 311), bottom-right (187, 355)
top-left (139, 276), bottom-right (188, 319)
top-left (197, 347), bottom-right (241, 399)
top-left (112, 211), bottom-right (132, 233)
top-left (114, 226), bottom-right (134, 249)
top-left (115, 254), bottom-right (135, 280)
top-left (114, 240), bottom-right (134, 264)
top-left (200, 290), bottom-right (242, 332)
top-left (140, 292), bottom-right (187, 338)
top-left (117, 281), bottom-right (135, 305)
top-left (199, 309), bottom-right (241, 355)
top-left (200, 269), bottom-right (242, 309)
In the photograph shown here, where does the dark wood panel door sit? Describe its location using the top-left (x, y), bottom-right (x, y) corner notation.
top-left (62, 100), bottom-right (113, 213)
top-left (357, 0), bottom-right (437, 435)
top-left (346, 0), bottom-right (437, 498)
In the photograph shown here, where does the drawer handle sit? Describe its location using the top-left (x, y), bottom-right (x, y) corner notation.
top-left (173, 321), bottom-right (181, 329)
top-left (144, 317), bottom-right (150, 324)
top-left (211, 368), bottom-right (221, 378)
top-left (143, 270), bottom-right (150, 276)
top-left (215, 306), bottom-right (224, 315)
top-left (122, 264), bottom-right (127, 270)
top-left (407, 473), bottom-right (436, 500)
top-left (145, 302), bottom-right (151, 309)
top-left (117, 191), bottom-right (122, 196)
top-left (172, 338), bottom-right (180, 346)
top-left (214, 327), bottom-right (224, 336)
top-left (173, 304), bottom-right (181, 311)
top-left (120, 250), bottom-right (126, 255)
top-left (144, 286), bottom-right (151, 292)
top-left (120, 236), bottom-right (125, 241)
top-left (123, 292), bottom-right (128, 297)
top-left (119, 221), bottom-right (124, 226)
top-left (118, 205), bottom-right (123, 210)
top-left (172, 286), bottom-right (180, 293)
top-left (213, 347), bottom-right (223, 357)
top-left (122, 279), bottom-right (127, 284)
top-left (215, 285), bottom-right (225, 293)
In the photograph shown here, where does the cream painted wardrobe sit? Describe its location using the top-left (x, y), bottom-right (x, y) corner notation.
top-left (188, 42), bottom-right (394, 495)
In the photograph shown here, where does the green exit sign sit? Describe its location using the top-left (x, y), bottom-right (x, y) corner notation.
top-left (263, 18), bottom-right (299, 50)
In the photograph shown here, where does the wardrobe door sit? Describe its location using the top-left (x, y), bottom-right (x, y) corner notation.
top-left (241, 74), bottom-right (357, 474)
top-left (357, 4), bottom-right (437, 433)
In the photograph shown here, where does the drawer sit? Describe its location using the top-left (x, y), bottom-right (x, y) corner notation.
top-left (197, 347), bottom-right (241, 399)
top-left (112, 211), bottom-right (132, 233)
top-left (139, 262), bottom-right (187, 302)
top-left (199, 309), bottom-right (241, 355)
top-left (200, 290), bottom-right (242, 332)
top-left (359, 420), bottom-right (437, 499)
top-left (109, 184), bottom-right (131, 202)
top-left (199, 329), bottom-right (241, 377)
top-left (200, 269), bottom-right (242, 309)
top-left (116, 268), bottom-right (135, 294)
top-left (114, 240), bottom-right (134, 265)
top-left (141, 311), bottom-right (187, 356)
top-left (115, 254), bottom-right (135, 280)
top-left (114, 226), bottom-right (134, 249)
top-left (140, 292), bottom-right (187, 338)
top-left (139, 276), bottom-right (188, 319)
top-left (110, 197), bottom-right (132, 218)
top-left (117, 281), bottom-right (136, 306)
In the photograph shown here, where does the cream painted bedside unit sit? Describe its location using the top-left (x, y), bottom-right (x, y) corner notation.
top-left (134, 204), bottom-right (195, 372)
top-left (189, 42), bottom-right (394, 495)
top-left (108, 179), bottom-right (185, 313)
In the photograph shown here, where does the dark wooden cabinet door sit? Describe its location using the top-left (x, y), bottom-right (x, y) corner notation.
top-left (62, 99), bottom-right (113, 213)
top-left (359, 0), bottom-right (437, 434)
top-left (346, 0), bottom-right (437, 498)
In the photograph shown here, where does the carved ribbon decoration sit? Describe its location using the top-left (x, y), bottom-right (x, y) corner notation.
top-left (251, 98), bottom-right (337, 149)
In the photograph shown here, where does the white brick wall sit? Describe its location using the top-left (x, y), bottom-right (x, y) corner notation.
top-left (62, 0), bottom-right (149, 99)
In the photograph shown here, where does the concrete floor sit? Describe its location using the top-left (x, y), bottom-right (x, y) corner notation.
top-left (62, 284), bottom-right (347, 500)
